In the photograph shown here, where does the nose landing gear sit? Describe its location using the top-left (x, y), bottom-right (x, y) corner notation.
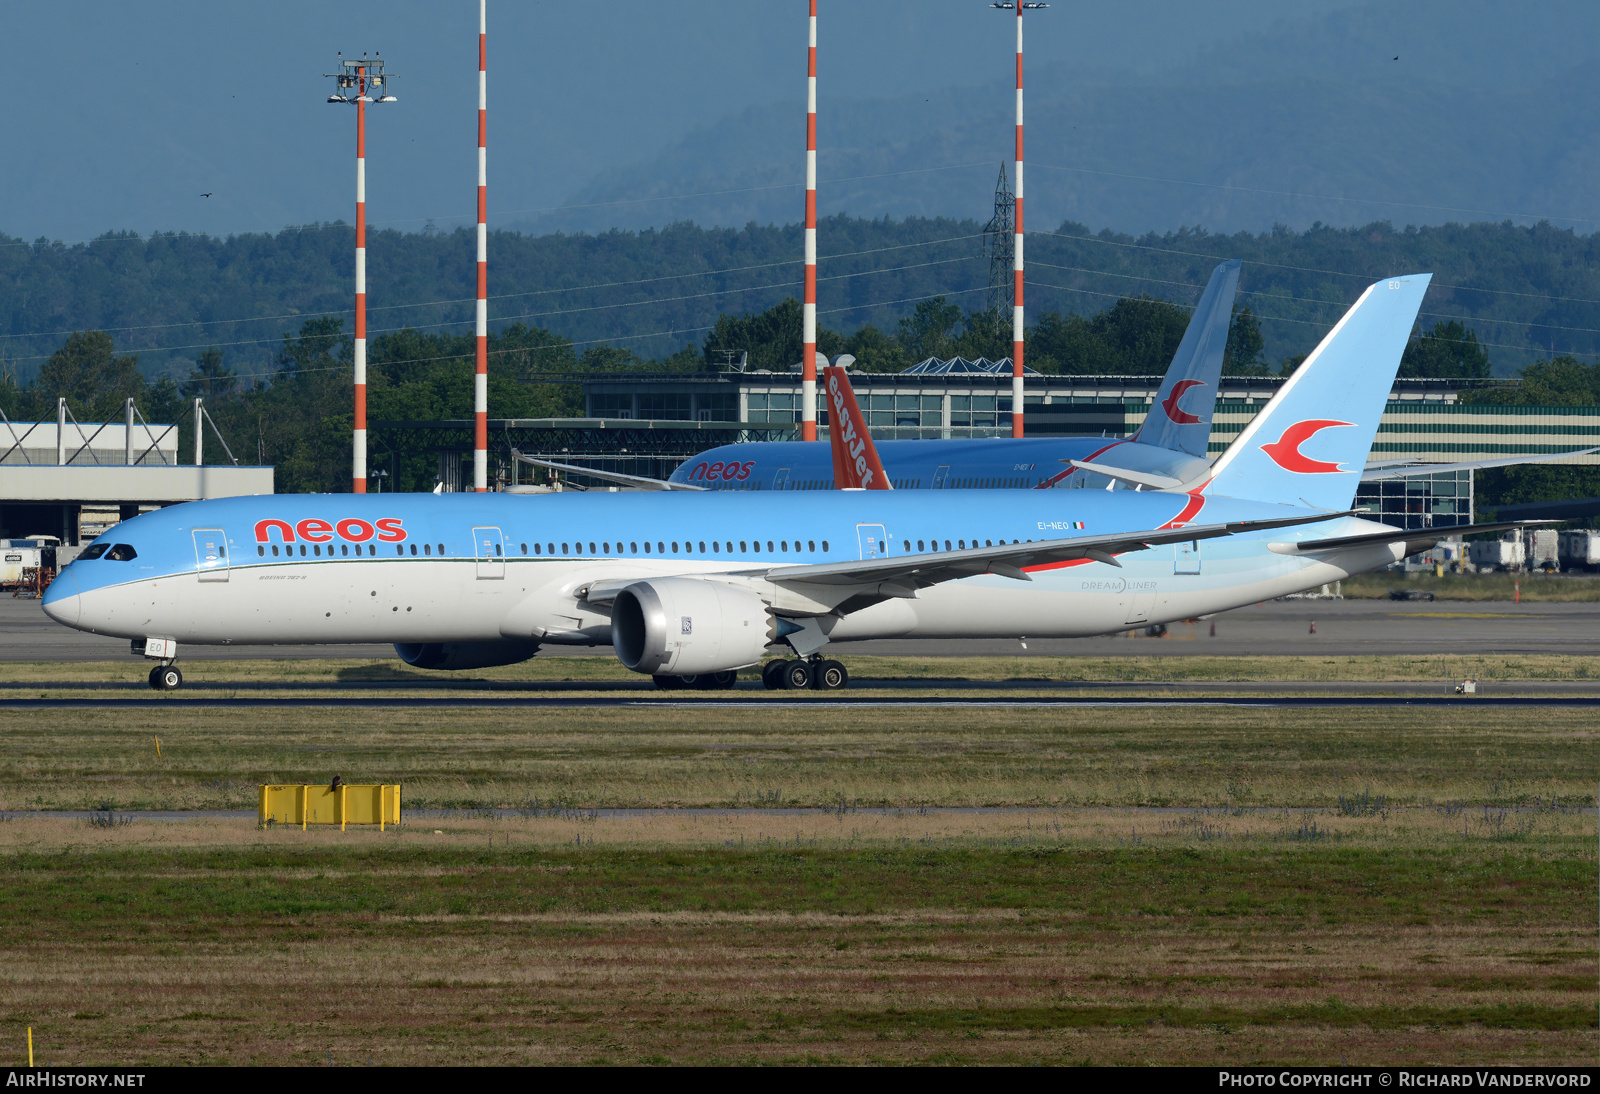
top-left (137, 637), bottom-right (182, 690)
top-left (148, 664), bottom-right (183, 691)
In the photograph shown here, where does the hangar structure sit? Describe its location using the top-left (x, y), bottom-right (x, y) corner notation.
top-left (0, 399), bottom-right (274, 545)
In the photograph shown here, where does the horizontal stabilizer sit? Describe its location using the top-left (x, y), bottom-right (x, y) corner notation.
top-left (1360, 447), bottom-right (1600, 482)
top-left (1274, 519), bottom-right (1557, 560)
top-left (1065, 460), bottom-right (1185, 491)
top-left (514, 454), bottom-right (706, 492)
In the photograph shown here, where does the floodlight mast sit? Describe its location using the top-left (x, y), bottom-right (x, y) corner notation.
top-left (473, 1), bottom-right (489, 492)
top-left (991, 2), bottom-right (1045, 437)
top-left (325, 53), bottom-right (397, 492)
top-left (800, 0), bottom-right (819, 443)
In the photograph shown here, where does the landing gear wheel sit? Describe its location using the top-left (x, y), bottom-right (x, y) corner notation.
top-left (781, 660), bottom-right (813, 690)
top-left (761, 661), bottom-right (788, 691)
top-left (652, 674), bottom-right (681, 690)
top-left (708, 670), bottom-right (739, 690)
top-left (149, 665), bottom-right (182, 691)
top-left (813, 659), bottom-right (848, 690)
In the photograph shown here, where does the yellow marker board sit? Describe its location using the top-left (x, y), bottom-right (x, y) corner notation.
top-left (258, 785), bottom-right (400, 830)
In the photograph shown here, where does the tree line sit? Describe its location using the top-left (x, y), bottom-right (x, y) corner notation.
top-left (1, 216), bottom-right (1597, 387)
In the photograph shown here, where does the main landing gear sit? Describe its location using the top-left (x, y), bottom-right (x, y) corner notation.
top-left (762, 656), bottom-right (848, 691)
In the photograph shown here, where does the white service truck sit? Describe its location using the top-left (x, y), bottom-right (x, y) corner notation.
top-left (0, 537), bottom-right (58, 589)
top-left (1469, 533), bottom-right (1526, 572)
top-left (1527, 528), bottom-right (1561, 572)
top-left (1559, 530), bottom-right (1600, 571)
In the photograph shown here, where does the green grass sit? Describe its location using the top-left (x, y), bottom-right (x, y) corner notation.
top-left (1, 704), bottom-right (1595, 811)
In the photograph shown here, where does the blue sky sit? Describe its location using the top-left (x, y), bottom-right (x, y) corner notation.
top-left (1, 0), bottom-right (1388, 241)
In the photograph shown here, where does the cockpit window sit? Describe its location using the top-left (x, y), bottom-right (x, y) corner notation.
top-left (106, 544), bottom-right (138, 561)
top-left (79, 544), bottom-right (109, 560)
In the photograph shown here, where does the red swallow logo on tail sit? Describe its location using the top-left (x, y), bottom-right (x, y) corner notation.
top-left (1159, 379), bottom-right (1208, 425)
top-left (1260, 419), bottom-right (1354, 474)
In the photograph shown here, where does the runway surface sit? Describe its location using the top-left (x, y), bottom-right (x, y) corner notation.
top-left (2, 694), bottom-right (1598, 710)
top-left (5, 595), bottom-right (1598, 661)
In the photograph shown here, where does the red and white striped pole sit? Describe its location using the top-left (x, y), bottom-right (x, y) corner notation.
top-left (800, 0), bottom-right (818, 443)
top-left (473, 0), bottom-right (489, 491)
top-left (353, 63), bottom-right (369, 492)
top-left (1009, 3), bottom-right (1028, 438)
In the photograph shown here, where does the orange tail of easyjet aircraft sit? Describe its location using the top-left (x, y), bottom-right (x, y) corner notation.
top-left (824, 365), bottom-right (892, 490)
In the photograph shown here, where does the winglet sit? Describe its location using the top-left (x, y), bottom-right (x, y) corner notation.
top-left (824, 366), bottom-right (892, 490)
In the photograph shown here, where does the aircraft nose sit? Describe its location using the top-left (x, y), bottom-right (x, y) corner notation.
top-left (42, 569), bottom-right (80, 627)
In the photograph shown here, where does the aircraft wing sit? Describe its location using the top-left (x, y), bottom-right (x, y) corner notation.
top-left (1359, 448), bottom-right (1599, 481)
top-left (513, 455), bottom-right (706, 492)
top-left (753, 510), bottom-right (1351, 591)
top-left (1274, 519), bottom-right (1557, 559)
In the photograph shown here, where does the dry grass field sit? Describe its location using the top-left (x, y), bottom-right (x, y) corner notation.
top-left (0, 703), bottom-right (1595, 811)
top-left (0, 681), bottom-right (1594, 1066)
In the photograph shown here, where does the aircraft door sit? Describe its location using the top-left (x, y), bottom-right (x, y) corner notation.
top-left (856, 524), bottom-right (888, 560)
top-left (772, 467), bottom-right (791, 491)
top-left (192, 529), bottom-right (229, 582)
top-left (1175, 540), bottom-right (1201, 575)
top-left (472, 526), bottom-right (505, 580)
top-left (1122, 588), bottom-right (1157, 626)
top-left (932, 465), bottom-right (950, 489)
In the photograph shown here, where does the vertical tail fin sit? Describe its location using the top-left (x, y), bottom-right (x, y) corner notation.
top-left (824, 365), bottom-right (891, 490)
top-left (1132, 258), bottom-right (1241, 457)
top-left (1203, 273), bottom-right (1431, 510)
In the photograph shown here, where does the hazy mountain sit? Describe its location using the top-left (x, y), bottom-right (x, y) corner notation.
top-left (527, 0), bottom-right (1600, 237)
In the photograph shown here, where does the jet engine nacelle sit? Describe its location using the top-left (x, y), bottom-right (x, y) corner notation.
top-left (611, 578), bottom-right (775, 675)
top-left (394, 639), bottom-right (541, 671)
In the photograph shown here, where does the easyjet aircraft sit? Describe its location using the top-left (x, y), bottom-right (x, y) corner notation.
top-left (43, 273), bottom-right (1542, 693)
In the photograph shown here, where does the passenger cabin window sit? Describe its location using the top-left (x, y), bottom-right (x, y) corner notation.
top-left (80, 544), bottom-right (109, 560)
top-left (822, 540), bottom-right (829, 552)
top-left (273, 545), bottom-right (281, 557)
top-left (256, 545), bottom-right (265, 557)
